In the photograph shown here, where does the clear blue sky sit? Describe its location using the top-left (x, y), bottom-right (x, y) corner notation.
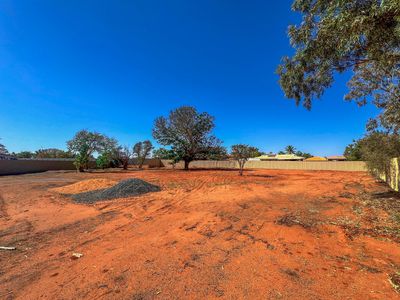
top-left (0, 0), bottom-right (377, 155)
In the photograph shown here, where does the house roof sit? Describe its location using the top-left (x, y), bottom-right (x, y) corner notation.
top-left (305, 156), bottom-right (328, 161)
top-left (275, 154), bottom-right (304, 160)
top-left (255, 155), bottom-right (277, 160)
top-left (256, 154), bottom-right (304, 160)
top-left (326, 155), bottom-right (347, 160)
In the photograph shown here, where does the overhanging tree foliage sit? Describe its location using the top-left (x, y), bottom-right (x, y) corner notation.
top-left (153, 106), bottom-right (223, 170)
top-left (358, 132), bottom-right (400, 181)
top-left (278, 0), bottom-right (400, 132)
top-left (231, 144), bottom-right (260, 176)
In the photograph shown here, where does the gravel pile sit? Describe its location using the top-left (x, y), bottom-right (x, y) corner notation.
top-left (72, 178), bottom-right (161, 203)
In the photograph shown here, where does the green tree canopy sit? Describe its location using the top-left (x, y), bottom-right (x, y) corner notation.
top-left (67, 130), bottom-right (117, 171)
top-left (344, 140), bottom-right (363, 161)
top-left (13, 151), bottom-right (34, 158)
top-left (195, 145), bottom-right (228, 161)
top-left (295, 150), bottom-right (312, 159)
top-left (359, 132), bottom-right (400, 178)
top-left (278, 0), bottom-right (400, 132)
top-left (153, 106), bottom-right (222, 170)
top-left (35, 148), bottom-right (74, 159)
top-left (285, 145), bottom-right (296, 154)
top-left (153, 148), bottom-right (177, 160)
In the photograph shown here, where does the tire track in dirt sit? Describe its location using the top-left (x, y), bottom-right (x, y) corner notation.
top-left (0, 193), bottom-right (9, 219)
top-left (0, 210), bottom-right (121, 298)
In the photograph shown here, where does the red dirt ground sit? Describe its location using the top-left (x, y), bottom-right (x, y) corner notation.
top-left (0, 169), bottom-right (399, 299)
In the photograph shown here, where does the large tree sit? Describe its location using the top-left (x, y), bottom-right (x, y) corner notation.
top-left (278, 1), bottom-right (400, 132)
top-left (67, 130), bottom-right (117, 171)
top-left (153, 106), bottom-right (222, 170)
top-left (231, 144), bottom-right (260, 176)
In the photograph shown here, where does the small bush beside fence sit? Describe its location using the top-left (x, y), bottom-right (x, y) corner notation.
top-left (378, 158), bottom-right (399, 192)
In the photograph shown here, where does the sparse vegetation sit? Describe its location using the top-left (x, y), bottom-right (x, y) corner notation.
top-left (279, 145), bottom-right (312, 158)
top-left (118, 146), bottom-right (132, 170)
top-left (0, 140), bottom-right (8, 155)
top-left (231, 144), bottom-right (259, 176)
top-left (133, 140), bottom-right (153, 168)
top-left (359, 132), bottom-right (400, 181)
top-left (13, 151), bottom-right (35, 158)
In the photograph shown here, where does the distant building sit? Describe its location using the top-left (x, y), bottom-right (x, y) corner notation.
top-left (254, 154), bottom-right (304, 161)
top-left (275, 154), bottom-right (304, 161)
top-left (305, 156), bottom-right (328, 161)
top-left (249, 153), bottom-right (276, 161)
top-left (326, 155), bottom-right (347, 161)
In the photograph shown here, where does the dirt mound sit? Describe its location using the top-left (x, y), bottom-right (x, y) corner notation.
top-left (51, 179), bottom-right (117, 194)
top-left (72, 178), bottom-right (161, 203)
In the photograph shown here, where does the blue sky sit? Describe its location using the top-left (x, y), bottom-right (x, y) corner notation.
top-left (0, 0), bottom-right (377, 155)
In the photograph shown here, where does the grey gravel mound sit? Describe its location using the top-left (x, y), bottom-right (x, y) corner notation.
top-left (72, 178), bottom-right (161, 203)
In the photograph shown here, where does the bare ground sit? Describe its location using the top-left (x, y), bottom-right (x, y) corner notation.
top-left (0, 169), bottom-right (399, 299)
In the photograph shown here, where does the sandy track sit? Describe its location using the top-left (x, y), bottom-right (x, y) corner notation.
top-left (0, 169), bottom-right (399, 299)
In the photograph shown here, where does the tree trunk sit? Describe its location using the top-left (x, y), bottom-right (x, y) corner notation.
top-left (238, 160), bottom-right (244, 176)
top-left (138, 157), bottom-right (145, 169)
top-left (184, 160), bottom-right (190, 170)
top-left (397, 159), bottom-right (400, 191)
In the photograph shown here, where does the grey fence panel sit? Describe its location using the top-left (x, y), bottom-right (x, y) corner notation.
top-left (0, 159), bottom-right (77, 175)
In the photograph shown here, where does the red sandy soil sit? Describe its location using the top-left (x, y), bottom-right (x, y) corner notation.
top-left (49, 178), bottom-right (117, 194)
top-left (0, 169), bottom-right (399, 299)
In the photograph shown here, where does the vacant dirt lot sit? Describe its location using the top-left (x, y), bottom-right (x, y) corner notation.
top-left (1, 169), bottom-right (399, 299)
